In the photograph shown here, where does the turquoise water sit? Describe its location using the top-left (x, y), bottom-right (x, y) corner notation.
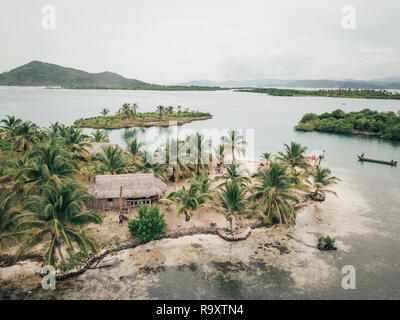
top-left (1, 86), bottom-right (399, 299)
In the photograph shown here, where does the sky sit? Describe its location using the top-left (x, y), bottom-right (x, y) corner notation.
top-left (0, 0), bottom-right (399, 84)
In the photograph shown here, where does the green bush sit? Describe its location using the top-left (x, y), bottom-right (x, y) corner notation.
top-left (295, 109), bottom-right (400, 141)
top-left (128, 205), bottom-right (167, 241)
top-left (317, 236), bottom-right (336, 250)
top-left (0, 140), bottom-right (11, 151)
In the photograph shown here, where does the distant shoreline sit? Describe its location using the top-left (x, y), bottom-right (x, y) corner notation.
top-left (237, 88), bottom-right (400, 100)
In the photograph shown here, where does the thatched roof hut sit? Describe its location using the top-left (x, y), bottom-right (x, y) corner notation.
top-left (88, 173), bottom-right (167, 210)
top-left (89, 173), bottom-right (167, 199)
top-left (85, 142), bottom-right (118, 158)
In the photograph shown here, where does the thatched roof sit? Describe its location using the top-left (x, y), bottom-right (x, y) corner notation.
top-left (89, 173), bottom-right (167, 199)
top-left (85, 142), bottom-right (118, 158)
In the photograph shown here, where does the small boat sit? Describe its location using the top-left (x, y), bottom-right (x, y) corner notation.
top-left (357, 155), bottom-right (397, 166)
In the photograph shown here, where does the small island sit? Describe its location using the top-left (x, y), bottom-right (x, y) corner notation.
top-left (236, 88), bottom-right (400, 100)
top-left (74, 103), bottom-right (213, 129)
top-left (295, 108), bottom-right (400, 141)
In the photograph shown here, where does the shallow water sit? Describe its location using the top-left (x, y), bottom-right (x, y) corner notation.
top-left (1, 87), bottom-right (399, 299)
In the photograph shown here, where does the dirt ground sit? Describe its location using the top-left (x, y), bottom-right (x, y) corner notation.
top-left (87, 161), bottom-right (261, 246)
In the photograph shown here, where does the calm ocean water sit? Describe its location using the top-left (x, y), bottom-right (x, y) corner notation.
top-left (1, 86), bottom-right (399, 299)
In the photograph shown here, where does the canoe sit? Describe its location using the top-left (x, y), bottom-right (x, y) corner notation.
top-left (357, 155), bottom-right (397, 166)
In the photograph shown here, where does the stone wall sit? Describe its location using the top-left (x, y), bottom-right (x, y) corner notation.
top-left (55, 222), bottom-right (270, 281)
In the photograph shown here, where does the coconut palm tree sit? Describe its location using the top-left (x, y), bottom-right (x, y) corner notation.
top-left (17, 181), bottom-right (103, 266)
top-left (187, 133), bottom-right (210, 176)
top-left (277, 142), bottom-right (309, 169)
top-left (166, 183), bottom-right (211, 222)
top-left (223, 129), bottom-right (247, 163)
top-left (168, 138), bottom-right (190, 182)
top-left (214, 162), bottom-right (250, 188)
top-left (0, 188), bottom-right (21, 253)
top-left (134, 151), bottom-right (168, 181)
top-left (131, 103), bottom-right (139, 118)
top-left (126, 138), bottom-right (144, 163)
top-left (309, 167), bottom-right (340, 199)
top-left (61, 126), bottom-right (91, 160)
top-left (289, 168), bottom-right (311, 192)
top-left (214, 181), bottom-right (248, 234)
top-left (119, 103), bottom-right (132, 119)
top-left (90, 129), bottom-right (109, 143)
top-left (214, 138), bottom-right (227, 165)
top-left (96, 145), bottom-right (128, 175)
top-left (167, 106), bottom-right (174, 116)
top-left (259, 152), bottom-right (273, 167)
top-left (251, 161), bottom-right (299, 225)
top-left (48, 122), bottom-right (62, 135)
top-left (100, 108), bottom-right (110, 117)
top-left (0, 115), bottom-right (22, 158)
top-left (156, 105), bottom-right (165, 119)
top-left (23, 139), bottom-right (79, 191)
top-left (189, 174), bottom-right (212, 195)
top-left (13, 121), bottom-right (39, 152)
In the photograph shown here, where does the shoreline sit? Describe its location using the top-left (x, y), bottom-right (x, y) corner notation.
top-left (0, 196), bottom-right (315, 298)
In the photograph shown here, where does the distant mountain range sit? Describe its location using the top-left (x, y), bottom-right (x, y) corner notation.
top-left (1, 61), bottom-right (400, 90)
top-left (179, 78), bottom-right (400, 89)
top-left (0, 61), bottom-right (220, 91)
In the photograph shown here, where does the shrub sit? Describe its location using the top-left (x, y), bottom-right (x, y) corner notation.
top-left (317, 236), bottom-right (336, 250)
top-left (128, 205), bottom-right (167, 241)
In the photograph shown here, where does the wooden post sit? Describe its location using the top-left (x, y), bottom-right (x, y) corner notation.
top-left (119, 185), bottom-right (123, 213)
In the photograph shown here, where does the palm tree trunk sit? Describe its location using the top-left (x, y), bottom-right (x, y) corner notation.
top-left (232, 145), bottom-right (235, 163)
top-left (57, 245), bottom-right (67, 265)
top-left (230, 218), bottom-right (233, 235)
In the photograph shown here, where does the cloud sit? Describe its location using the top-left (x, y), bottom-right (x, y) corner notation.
top-left (0, 0), bottom-right (399, 82)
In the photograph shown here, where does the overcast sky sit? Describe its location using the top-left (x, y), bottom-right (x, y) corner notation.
top-left (1, 0), bottom-right (399, 84)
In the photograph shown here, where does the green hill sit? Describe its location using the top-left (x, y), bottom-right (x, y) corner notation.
top-left (0, 61), bottom-right (223, 91)
top-left (0, 61), bottom-right (149, 88)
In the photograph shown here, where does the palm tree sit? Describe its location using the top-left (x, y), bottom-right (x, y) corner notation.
top-left (0, 115), bottom-right (22, 158)
top-left (14, 121), bottom-right (39, 152)
top-left (166, 183), bottom-right (211, 222)
top-left (17, 181), bottom-right (103, 266)
top-left (119, 103), bottom-right (132, 119)
top-left (214, 162), bottom-right (250, 188)
top-left (61, 126), bottom-right (91, 160)
top-left (223, 129), bottom-right (247, 163)
top-left (189, 174), bottom-right (212, 195)
top-left (188, 133), bottom-right (210, 176)
top-left (131, 103), bottom-right (139, 118)
top-left (48, 122), bottom-right (62, 135)
top-left (309, 167), bottom-right (340, 199)
top-left (168, 138), bottom-right (190, 182)
top-left (100, 108), bottom-right (110, 117)
top-left (0, 188), bottom-right (21, 253)
top-left (251, 161), bottom-right (299, 225)
top-left (289, 168), bottom-right (311, 192)
top-left (134, 151), bottom-right (167, 181)
top-left (214, 181), bottom-right (248, 234)
top-left (278, 142), bottom-right (309, 169)
top-left (24, 139), bottom-right (79, 190)
top-left (156, 105), bottom-right (165, 119)
top-left (259, 152), bottom-right (272, 167)
top-left (167, 106), bottom-right (174, 116)
top-left (96, 146), bottom-right (128, 175)
top-left (214, 139), bottom-right (227, 165)
top-left (90, 129), bottom-right (110, 143)
top-left (126, 138), bottom-right (144, 163)
top-left (177, 105), bottom-right (182, 115)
